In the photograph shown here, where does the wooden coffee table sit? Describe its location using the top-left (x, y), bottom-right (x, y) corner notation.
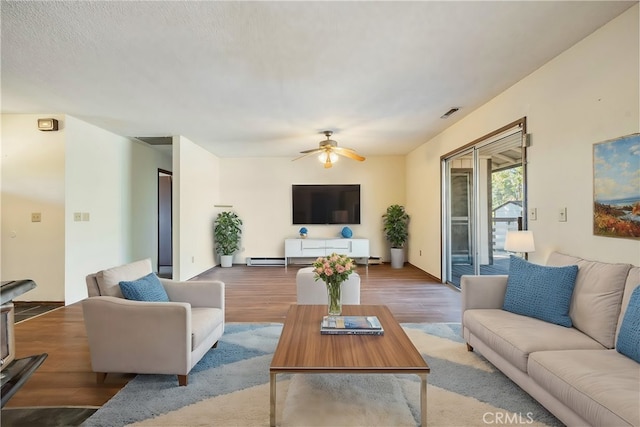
top-left (269, 304), bottom-right (430, 426)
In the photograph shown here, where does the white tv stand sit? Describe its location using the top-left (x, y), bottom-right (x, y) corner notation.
top-left (284, 238), bottom-right (370, 267)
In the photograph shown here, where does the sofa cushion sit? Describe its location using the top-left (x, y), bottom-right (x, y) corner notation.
top-left (119, 272), bottom-right (170, 302)
top-left (547, 252), bottom-right (631, 348)
top-left (96, 258), bottom-right (153, 297)
top-left (528, 349), bottom-right (640, 427)
top-left (464, 309), bottom-right (604, 372)
top-left (616, 285), bottom-right (640, 363)
top-left (503, 256), bottom-right (578, 327)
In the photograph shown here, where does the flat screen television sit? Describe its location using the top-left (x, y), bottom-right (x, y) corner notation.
top-left (292, 184), bottom-right (361, 225)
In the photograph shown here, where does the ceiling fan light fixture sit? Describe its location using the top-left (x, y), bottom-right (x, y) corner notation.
top-left (318, 152), bottom-right (339, 163)
top-left (292, 130), bottom-right (364, 167)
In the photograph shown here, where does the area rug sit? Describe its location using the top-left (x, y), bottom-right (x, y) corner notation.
top-left (82, 323), bottom-right (562, 427)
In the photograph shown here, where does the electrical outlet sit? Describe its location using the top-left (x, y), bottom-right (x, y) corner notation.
top-left (558, 207), bottom-right (567, 222)
top-left (31, 212), bottom-right (41, 222)
top-left (74, 212), bottom-right (82, 222)
top-left (528, 208), bottom-right (537, 221)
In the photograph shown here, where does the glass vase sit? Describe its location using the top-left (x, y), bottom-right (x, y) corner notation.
top-left (326, 281), bottom-right (342, 316)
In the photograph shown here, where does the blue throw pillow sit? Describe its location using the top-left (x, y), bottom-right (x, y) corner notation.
top-left (119, 272), bottom-right (169, 302)
top-left (616, 285), bottom-right (640, 363)
top-left (503, 256), bottom-right (578, 327)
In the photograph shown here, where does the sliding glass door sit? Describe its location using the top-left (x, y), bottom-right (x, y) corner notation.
top-left (442, 120), bottom-right (527, 288)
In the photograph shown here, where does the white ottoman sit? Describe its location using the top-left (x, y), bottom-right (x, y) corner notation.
top-left (296, 267), bottom-right (361, 305)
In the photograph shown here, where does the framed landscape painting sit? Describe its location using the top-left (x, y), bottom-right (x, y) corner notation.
top-left (593, 133), bottom-right (640, 239)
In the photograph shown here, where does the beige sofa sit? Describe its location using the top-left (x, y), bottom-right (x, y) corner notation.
top-left (83, 259), bottom-right (225, 386)
top-left (462, 252), bottom-right (639, 426)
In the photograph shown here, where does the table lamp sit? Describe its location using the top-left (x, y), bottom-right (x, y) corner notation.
top-left (504, 230), bottom-right (535, 258)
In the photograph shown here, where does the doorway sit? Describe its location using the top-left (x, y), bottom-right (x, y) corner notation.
top-left (158, 169), bottom-right (172, 278)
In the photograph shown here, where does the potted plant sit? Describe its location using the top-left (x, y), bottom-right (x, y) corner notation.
top-left (382, 204), bottom-right (409, 268)
top-left (213, 211), bottom-right (243, 267)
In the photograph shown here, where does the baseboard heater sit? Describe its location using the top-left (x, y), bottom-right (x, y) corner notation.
top-left (246, 257), bottom-right (286, 266)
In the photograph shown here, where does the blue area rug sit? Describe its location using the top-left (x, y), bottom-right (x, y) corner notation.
top-left (82, 323), bottom-right (561, 426)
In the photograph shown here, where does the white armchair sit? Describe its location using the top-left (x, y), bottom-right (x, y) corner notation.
top-left (82, 259), bottom-right (224, 386)
top-left (296, 266), bottom-right (361, 304)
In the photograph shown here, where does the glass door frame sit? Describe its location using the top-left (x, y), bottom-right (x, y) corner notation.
top-left (441, 117), bottom-right (528, 286)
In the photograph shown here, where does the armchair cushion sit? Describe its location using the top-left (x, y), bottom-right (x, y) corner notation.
top-left (191, 307), bottom-right (224, 350)
top-left (96, 258), bottom-right (153, 297)
top-left (119, 272), bottom-right (170, 302)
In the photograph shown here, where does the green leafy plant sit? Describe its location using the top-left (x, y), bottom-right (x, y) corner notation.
top-left (382, 204), bottom-right (410, 248)
top-left (213, 211), bottom-right (243, 255)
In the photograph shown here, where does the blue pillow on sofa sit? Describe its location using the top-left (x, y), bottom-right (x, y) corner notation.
top-left (119, 272), bottom-right (169, 302)
top-left (616, 285), bottom-right (640, 363)
top-left (503, 256), bottom-right (578, 327)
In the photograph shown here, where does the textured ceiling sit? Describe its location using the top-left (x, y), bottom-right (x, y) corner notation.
top-left (1, 1), bottom-right (635, 158)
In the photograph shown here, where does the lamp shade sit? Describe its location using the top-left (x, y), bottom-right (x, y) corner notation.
top-left (504, 230), bottom-right (535, 253)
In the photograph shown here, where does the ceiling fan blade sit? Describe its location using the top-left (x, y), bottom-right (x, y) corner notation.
top-left (334, 148), bottom-right (365, 161)
top-left (299, 147), bottom-right (322, 154)
top-left (292, 150), bottom-right (321, 161)
top-left (295, 131), bottom-right (365, 165)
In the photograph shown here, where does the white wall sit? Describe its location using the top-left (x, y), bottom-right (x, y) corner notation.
top-left (1, 114), bottom-right (66, 301)
top-left (65, 115), bottom-right (140, 304)
top-left (219, 155), bottom-right (406, 263)
top-left (407, 5), bottom-right (640, 279)
top-left (173, 136), bottom-right (220, 281)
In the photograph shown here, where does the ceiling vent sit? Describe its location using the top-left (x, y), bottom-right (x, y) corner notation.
top-left (440, 107), bottom-right (460, 119)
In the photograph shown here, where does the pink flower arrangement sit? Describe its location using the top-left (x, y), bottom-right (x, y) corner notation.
top-left (312, 253), bottom-right (356, 286)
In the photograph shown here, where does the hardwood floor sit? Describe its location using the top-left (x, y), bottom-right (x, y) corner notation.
top-left (7, 263), bottom-right (460, 408)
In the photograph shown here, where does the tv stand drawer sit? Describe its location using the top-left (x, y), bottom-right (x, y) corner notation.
top-left (301, 240), bottom-right (326, 250)
top-left (284, 238), bottom-right (369, 266)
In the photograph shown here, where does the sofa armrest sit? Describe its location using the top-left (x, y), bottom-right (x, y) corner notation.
top-left (160, 279), bottom-right (225, 310)
top-left (461, 275), bottom-right (509, 312)
top-left (82, 296), bottom-right (191, 374)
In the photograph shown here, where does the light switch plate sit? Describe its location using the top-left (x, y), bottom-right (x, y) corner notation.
top-left (558, 207), bottom-right (567, 222)
top-left (528, 208), bottom-right (537, 221)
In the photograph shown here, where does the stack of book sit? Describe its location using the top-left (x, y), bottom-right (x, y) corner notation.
top-left (320, 315), bottom-right (384, 335)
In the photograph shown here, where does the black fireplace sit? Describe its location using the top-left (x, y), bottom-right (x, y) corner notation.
top-left (1, 280), bottom-right (48, 407)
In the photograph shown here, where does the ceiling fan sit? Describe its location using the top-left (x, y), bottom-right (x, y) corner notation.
top-left (293, 131), bottom-right (366, 168)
